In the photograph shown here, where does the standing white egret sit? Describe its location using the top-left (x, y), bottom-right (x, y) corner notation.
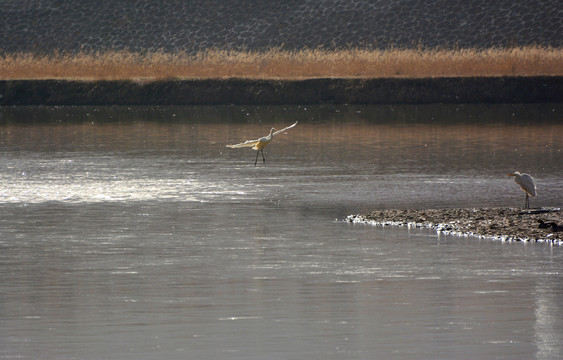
top-left (226, 121), bottom-right (298, 166)
top-left (507, 172), bottom-right (537, 209)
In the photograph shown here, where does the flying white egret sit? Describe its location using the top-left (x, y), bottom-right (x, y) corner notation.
top-left (226, 121), bottom-right (298, 166)
top-left (507, 172), bottom-right (537, 209)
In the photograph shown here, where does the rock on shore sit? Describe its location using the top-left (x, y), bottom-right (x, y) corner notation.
top-left (347, 208), bottom-right (563, 245)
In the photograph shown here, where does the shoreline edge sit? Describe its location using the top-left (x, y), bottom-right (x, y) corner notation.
top-left (1, 76), bottom-right (563, 106)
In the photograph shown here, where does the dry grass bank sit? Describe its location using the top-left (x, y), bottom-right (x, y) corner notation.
top-left (1, 47), bottom-right (562, 80)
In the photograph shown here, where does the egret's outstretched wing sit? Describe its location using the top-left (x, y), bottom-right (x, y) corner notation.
top-left (273, 121), bottom-right (298, 136)
top-left (226, 139), bottom-right (261, 148)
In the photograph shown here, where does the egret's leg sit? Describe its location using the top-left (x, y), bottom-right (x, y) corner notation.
top-left (254, 150), bottom-right (260, 166)
top-left (261, 149), bottom-right (266, 164)
top-left (525, 193), bottom-right (529, 209)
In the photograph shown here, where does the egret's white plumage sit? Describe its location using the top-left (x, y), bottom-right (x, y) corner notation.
top-left (226, 121), bottom-right (298, 165)
top-left (507, 171), bottom-right (537, 209)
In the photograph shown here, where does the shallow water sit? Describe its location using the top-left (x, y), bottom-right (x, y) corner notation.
top-left (1, 104), bottom-right (562, 359)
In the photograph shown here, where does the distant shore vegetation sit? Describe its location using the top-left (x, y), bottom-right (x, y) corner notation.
top-left (1, 46), bottom-right (562, 80)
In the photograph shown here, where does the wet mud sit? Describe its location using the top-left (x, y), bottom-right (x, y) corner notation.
top-left (348, 207), bottom-right (563, 245)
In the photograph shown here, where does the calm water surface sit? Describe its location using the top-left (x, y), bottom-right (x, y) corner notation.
top-left (1, 104), bottom-right (562, 359)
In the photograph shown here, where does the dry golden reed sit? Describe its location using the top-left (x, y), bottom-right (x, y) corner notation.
top-left (0, 46), bottom-right (561, 80)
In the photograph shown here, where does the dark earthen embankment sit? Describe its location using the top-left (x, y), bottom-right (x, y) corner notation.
top-left (2, 1), bottom-right (561, 53)
top-left (1, 77), bottom-right (562, 106)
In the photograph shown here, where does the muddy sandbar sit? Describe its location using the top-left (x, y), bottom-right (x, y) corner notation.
top-left (347, 208), bottom-right (563, 245)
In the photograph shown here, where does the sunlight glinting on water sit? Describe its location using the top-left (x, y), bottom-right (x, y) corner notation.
top-left (0, 177), bottom-right (256, 203)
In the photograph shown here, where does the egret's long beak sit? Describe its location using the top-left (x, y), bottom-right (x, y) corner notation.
top-left (506, 173), bottom-right (515, 177)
